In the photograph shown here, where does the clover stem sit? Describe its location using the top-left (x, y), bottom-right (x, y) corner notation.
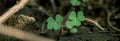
top-left (56, 27), bottom-right (63, 41)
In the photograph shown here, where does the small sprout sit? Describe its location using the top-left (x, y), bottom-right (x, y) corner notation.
top-left (70, 0), bottom-right (81, 6)
top-left (70, 28), bottom-right (78, 33)
top-left (47, 14), bottom-right (63, 30)
top-left (76, 1), bottom-right (81, 6)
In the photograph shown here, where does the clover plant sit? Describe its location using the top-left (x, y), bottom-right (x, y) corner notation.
top-left (66, 10), bottom-right (85, 33)
top-left (47, 14), bottom-right (63, 30)
top-left (70, 0), bottom-right (81, 6)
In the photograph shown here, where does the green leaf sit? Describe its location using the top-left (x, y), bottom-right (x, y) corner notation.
top-left (72, 19), bottom-right (81, 26)
top-left (66, 21), bottom-right (73, 29)
top-left (77, 11), bottom-right (85, 21)
top-left (70, 0), bottom-right (76, 6)
top-left (70, 0), bottom-right (81, 6)
top-left (47, 17), bottom-right (55, 23)
top-left (47, 23), bottom-right (54, 30)
top-left (53, 23), bottom-right (61, 30)
top-left (47, 17), bottom-right (61, 30)
top-left (47, 17), bottom-right (56, 30)
top-left (70, 28), bottom-right (78, 33)
top-left (47, 21), bottom-right (57, 30)
top-left (47, 22), bottom-right (61, 30)
top-left (76, 1), bottom-right (81, 6)
top-left (56, 14), bottom-right (63, 23)
top-left (69, 11), bottom-right (76, 20)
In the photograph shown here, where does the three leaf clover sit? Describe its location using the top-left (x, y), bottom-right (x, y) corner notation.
top-left (70, 0), bottom-right (81, 6)
top-left (47, 14), bottom-right (63, 30)
top-left (66, 10), bottom-right (85, 33)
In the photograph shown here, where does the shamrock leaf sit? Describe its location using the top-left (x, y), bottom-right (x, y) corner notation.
top-left (47, 23), bottom-right (54, 30)
top-left (70, 28), bottom-right (78, 33)
top-left (56, 14), bottom-right (63, 23)
top-left (53, 22), bottom-right (61, 30)
top-left (47, 14), bottom-right (63, 31)
top-left (47, 17), bottom-right (57, 30)
top-left (77, 11), bottom-right (85, 21)
top-left (69, 11), bottom-right (76, 20)
top-left (47, 17), bottom-right (55, 23)
top-left (72, 19), bottom-right (81, 26)
top-left (66, 21), bottom-right (73, 29)
top-left (70, 0), bottom-right (81, 6)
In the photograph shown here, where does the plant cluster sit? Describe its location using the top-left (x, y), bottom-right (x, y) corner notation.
top-left (47, 0), bottom-right (85, 33)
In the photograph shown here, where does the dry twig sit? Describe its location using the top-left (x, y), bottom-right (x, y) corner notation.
top-left (0, 24), bottom-right (55, 41)
top-left (50, 0), bottom-right (57, 14)
top-left (0, 0), bottom-right (29, 24)
top-left (105, 8), bottom-right (120, 32)
top-left (85, 18), bottom-right (105, 31)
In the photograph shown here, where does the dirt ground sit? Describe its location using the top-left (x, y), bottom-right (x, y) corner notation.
top-left (0, 0), bottom-right (120, 41)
